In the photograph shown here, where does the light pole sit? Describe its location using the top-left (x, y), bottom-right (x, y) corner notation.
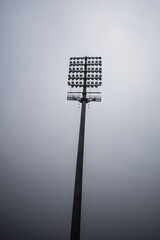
top-left (67, 56), bottom-right (102, 240)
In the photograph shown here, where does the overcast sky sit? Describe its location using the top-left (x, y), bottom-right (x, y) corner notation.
top-left (1, 0), bottom-right (160, 239)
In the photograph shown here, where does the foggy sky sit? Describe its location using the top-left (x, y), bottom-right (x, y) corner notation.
top-left (1, 0), bottom-right (160, 239)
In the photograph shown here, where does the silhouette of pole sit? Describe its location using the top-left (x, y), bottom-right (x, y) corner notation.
top-left (67, 56), bottom-right (102, 240)
top-left (70, 57), bottom-right (87, 240)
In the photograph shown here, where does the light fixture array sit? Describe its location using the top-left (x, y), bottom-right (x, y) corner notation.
top-left (67, 93), bottom-right (101, 102)
top-left (67, 56), bottom-right (102, 102)
top-left (68, 57), bottom-right (102, 88)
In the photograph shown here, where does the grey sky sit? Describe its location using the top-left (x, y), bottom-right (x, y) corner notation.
top-left (1, 0), bottom-right (160, 239)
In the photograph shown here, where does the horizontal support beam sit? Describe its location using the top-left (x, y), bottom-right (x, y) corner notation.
top-left (69, 70), bottom-right (102, 73)
top-left (67, 92), bottom-right (101, 94)
top-left (68, 85), bottom-right (101, 88)
top-left (69, 68), bottom-right (102, 70)
top-left (70, 57), bottom-right (101, 60)
top-left (67, 97), bottom-right (101, 103)
top-left (70, 63), bottom-right (102, 66)
top-left (68, 78), bottom-right (102, 80)
top-left (67, 93), bottom-right (101, 103)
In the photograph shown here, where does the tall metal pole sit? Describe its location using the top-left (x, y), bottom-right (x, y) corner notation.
top-left (70, 57), bottom-right (87, 240)
top-left (68, 56), bottom-right (102, 240)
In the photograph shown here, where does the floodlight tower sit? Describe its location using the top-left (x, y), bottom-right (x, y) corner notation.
top-left (67, 56), bottom-right (102, 240)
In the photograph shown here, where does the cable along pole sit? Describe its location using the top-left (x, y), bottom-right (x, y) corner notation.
top-left (67, 56), bottom-right (102, 240)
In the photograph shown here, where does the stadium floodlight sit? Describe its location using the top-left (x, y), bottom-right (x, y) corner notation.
top-left (67, 56), bottom-right (102, 240)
